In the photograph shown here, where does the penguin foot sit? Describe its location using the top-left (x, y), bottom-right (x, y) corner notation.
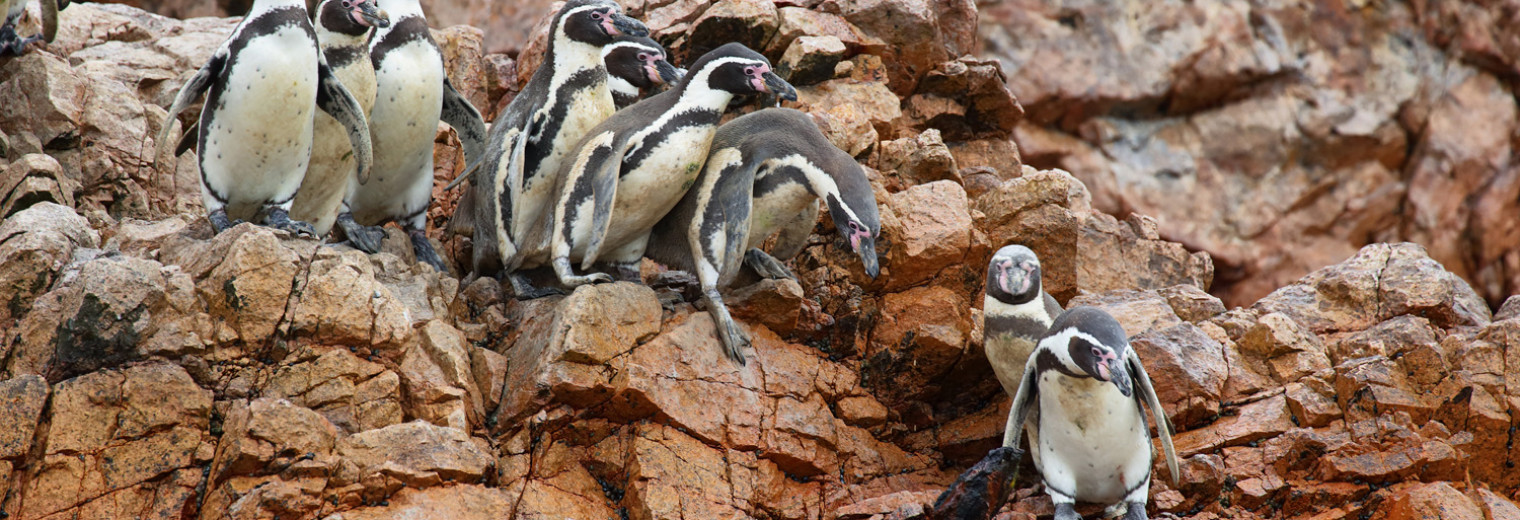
top-left (1120, 501), bottom-right (1148, 520)
top-left (553, 257), bottom-right (613, 287)
top-left (702, 289), bottom-right (750, 366)
top-left (337, 212), bottom-right (385, 254)
top-left (0, 24), bottom-right (38, 57)
top-left (265, 208), bottom-right (318, 238)
top-left (208, 209), bottom-right (245, 233)
top-left (508, 273), bottom-right (564, 300)
top-left (1053, 503), bottom-right (1081, 520)
top-left (409, 229), bottom-right (449, 274)
top-left (744, 248), bottom-right (796, 281)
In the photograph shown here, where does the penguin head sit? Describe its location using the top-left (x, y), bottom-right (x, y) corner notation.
top-left (602, 35), bottom-right (681, 90)
top-left (822, 159), bottom-right (881, 279)
top-left (986, 245), bottom-right (1043, 306)
top-left (685, 43), bottom-right (799, 102)
top-left (558, 0), bottom-right (649, 47)
top-left (318, 0), bottom-right (390, 35)
top-left (1047, 307), bottom-right (1133, 397)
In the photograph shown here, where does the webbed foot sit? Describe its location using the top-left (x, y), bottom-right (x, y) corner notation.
top-left (337, 212), bottom-right (385, 254)
top-left (509, 272), bottom-right (565, 300)
top-left (266, 207), bottom-right (317, 238)
top-left (744, 248), bottom-right (796, 281)
top-left (208, 209), bottom-right (245, 233)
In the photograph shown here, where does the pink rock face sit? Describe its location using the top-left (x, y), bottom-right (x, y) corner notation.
top-left (984, 0), bottom-right (1520, 310)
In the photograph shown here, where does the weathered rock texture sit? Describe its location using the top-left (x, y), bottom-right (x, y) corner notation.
top-left (982, 0), bottom-right (1520, 309)
top-left (0, 2), bottom-right (1516, 520)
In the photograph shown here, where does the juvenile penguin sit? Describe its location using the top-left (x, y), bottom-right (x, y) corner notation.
top-left (1002, 306), bottom-right (1179, 520)
top-left (464, 0), bottom-right (648, 282)
top-left (645, 108), bottom-right (878, 364)
top-left (159, 0), bottom-right (374, 234)
top-left (984, 245), bottom-right (1063, 448)
top-left (287, 0), bottom-right (389, 237)
top-left (603, 34), bottom-right (681, 109)
top-left (0, 0), bottom-right (64, 56)
top-left (544, 43), bottom-right (798, 295)
top-left (336, 0), bottom-right (487, 271)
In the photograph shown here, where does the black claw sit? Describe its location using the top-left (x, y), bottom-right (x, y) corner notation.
top-left (208, 209), bottom-right (241, 233)
top-left (266, 208), bottom-right (317, 238)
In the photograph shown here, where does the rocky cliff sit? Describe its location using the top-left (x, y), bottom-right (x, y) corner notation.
top-left (0, 2), bottom-right (1518, 520)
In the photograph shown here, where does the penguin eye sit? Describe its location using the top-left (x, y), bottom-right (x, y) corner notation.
top-left (591, 10), bottom-right (605, 19)
top-left (849, 221), bottom-right (861, 232)
top-left (744, 66), bottom-right (757, 76)
top-left (1091, 347), bottom-right (1102, 358)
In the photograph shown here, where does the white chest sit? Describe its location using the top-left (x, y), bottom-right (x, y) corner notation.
top-left (1035, 372), bottom-right (1152, 503)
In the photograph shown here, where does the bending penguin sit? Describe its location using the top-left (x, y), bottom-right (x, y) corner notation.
top-left (603, 34), bottom-right (682, 109)
top-left (159, 0), bottom-right (374, 235)
top-left (0, 0), bottom-right (65, 56)
top-left (984, 245), bottom-right (1063, 447)
top-left (543, 43), bottom-right (799, 295)
top-left (288, 0), bottom-right (389, 238)
top-left (645, 108), bottom-right (878, 364)
top-left (464, 0), bottom-right (648, 284)
top-left (1002, 306), bottom-right (1179, 520)
top-left (334, 0), bottom-right (487, 272)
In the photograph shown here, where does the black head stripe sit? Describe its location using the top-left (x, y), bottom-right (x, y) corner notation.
top-left (1050, 307), bottom-right (1130, 354)
top-left (318, 0), bottom-right (368, 37)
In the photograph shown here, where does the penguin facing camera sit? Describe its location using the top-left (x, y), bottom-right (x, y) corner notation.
top-left (1002, 306), bottom-right (1179, 520)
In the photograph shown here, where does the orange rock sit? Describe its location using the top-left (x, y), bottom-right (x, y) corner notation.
top-left (1376, 482), bottom-right (1483, 520)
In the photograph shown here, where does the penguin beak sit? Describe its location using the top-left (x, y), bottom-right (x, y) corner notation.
top-left (762, 71), bottom-right (798, 101)
top-left (357, 2), bottom-right (390, 28)
top-left (1109, 359), bottom-right (1132, 397)
top-left (858, 236), bottom-right (879, 279)
top-left (654, 59), bottom-right (681, 84)
top-left (610, 13), bottom-right (650, 38)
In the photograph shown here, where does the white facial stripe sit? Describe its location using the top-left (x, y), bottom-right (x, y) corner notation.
top-left (767, 154), bottom-right (864, 227)
top-left (1037, 327), bottom-right (1112, 374)
top-left (600, 40), bottom-right (655, 58)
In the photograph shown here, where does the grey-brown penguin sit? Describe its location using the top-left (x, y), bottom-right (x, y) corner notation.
top-left (983, 244), bottom-right (1063, 453)
top-left (288, 0), bottom-right (389, 238)
top-left (644, 108), bottom-right (879, 364)
top-left (335, 0), bottom-right (487, 272)
top-left (1003, 306), bottom-right (1179, 520)
top-left (541, 43), bottom-right (799, 298)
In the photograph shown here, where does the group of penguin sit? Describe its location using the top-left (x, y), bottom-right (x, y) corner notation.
top-left (982, 245), bottom-right (1180, 520)
top-left (106, 0), bottom-right (1174, 516)
top-left (153, 0), bottom-right (884, 369)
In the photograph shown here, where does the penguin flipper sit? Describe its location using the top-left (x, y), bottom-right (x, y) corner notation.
top-left (1128, 348), bottom-right (1179, 487)
top-left (158, 52), bottom-right (225, 156)
top-left (440, 78), bottom-right (487, 167)
top-left (1002, 355), bottom-right (1039, 450)
top-left (41, 0), bottom-right (58, 43)
top-left (575, 134), bottom-right (624, 270)
top-left (316, 62), bottom-right (373, 184)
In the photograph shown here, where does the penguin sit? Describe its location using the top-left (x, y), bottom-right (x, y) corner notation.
top-left (1002, 306), bottom-right (1179, 520)
top-left (984, 245), bottom-right (1063, 449)
top-left (158, 0), bottom-right (374, 235)
top-left (334, 0), bottom-right (488, 272)
top-left (603, 34), bottom-right (681, 109)
top-left (541, 43), bottom-right (799, 297)
top-left (0, 0), bottom-right (64, 57)
top-left (287, 0), bottom-right (389, 238)
top-left (644, 108), bottom-right (878, 364)
top-left (462, 0), bottom-right (648, 286)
